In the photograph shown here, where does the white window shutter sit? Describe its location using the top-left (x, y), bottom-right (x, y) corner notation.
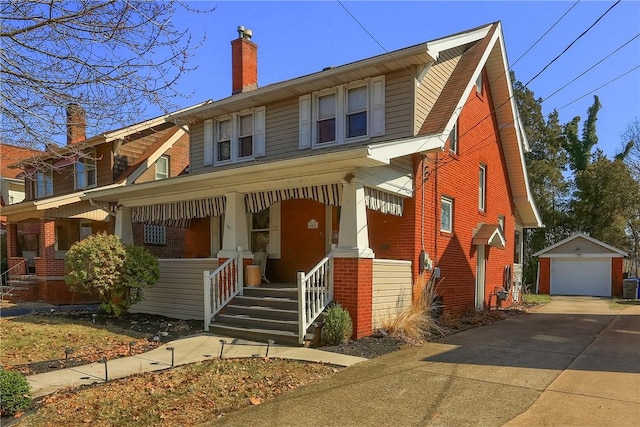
top-left (268, 202), bottom-right (281, 259)
top-left (203, 119), bottom-right (213, 166)
top-left (370, 75), bottom-right (385, 137)
top-left (253, 106), bottom-right (266, 157)
top-left (299, 94), bottom-right (311, 149)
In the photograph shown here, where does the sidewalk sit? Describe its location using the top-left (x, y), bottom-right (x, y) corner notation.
top-left (26, 333), bottom-right (367, 398)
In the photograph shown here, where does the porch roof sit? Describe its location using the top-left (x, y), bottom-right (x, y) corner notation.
top-left (84, 134), bottom-right (444, 208)
top-left (472, 224), bottom-right (506, 248)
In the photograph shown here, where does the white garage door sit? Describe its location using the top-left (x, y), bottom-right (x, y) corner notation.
top-left (551, 258), bottom-right (611, 296)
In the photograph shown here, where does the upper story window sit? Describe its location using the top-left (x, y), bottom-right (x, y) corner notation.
top-left (298, 75), bottom-right (385, 150)
top-left (75, 152), bottom-right (96, 190)
top-left (441, 196), bottom-right (453, 233)
top-left (203, 106), bottom-right (266, 166)
top-left (449, 120), bottom-right (458, 154)
top-left (35, 170), bottom-right (53, 198)
top-left (155, 156), bottom-right (169, 180)
top-left (475, 71), bottom-right (483, 95)
top-left (479, 164), bottom-right (486, 212)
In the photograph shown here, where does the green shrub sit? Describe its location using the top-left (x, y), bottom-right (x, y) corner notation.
top-left (65, 233), bottom-right (159, 316)
top-left (321, 303), bottom-right (353, 345)
top-left (0, 370), bottom-right (31, 416)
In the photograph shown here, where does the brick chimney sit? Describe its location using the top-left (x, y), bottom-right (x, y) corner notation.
top-left (66, 103), bottom-right (86, 144)
top-left (231, 26), bottom-right (257, 95)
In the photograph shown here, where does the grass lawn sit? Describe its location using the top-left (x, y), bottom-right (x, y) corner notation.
top-left (609, 298), bottom-right (640, 310)
top-left (0, 315), bottom-right (150, 373)
top-left (522, 293), bottom-right (551, 305)
top-left (14, 358), bottom-right (337, 426)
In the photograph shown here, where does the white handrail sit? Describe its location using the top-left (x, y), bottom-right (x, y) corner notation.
top-left (204, 251), bottom-right (243, 331)
top-left (297, 254), bottom-right (333, 344)
top-left (0, 259), bottom-right (28, 296)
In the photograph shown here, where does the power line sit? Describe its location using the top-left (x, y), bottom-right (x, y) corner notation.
top-left (510, 0), bottom-right (581, 69)
top-left (523, 0), bottom-right (621, 87)
top-left (543, 33), bottom-right (640, 102)
top-left (557, 64), bottom-right (640, 111)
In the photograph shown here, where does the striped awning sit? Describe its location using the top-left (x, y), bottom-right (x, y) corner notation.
top-left (364, 187), bottom-right (404, 216)
top-left (132, 197), bottom-right (225, 226)
top-left (245, 184), bottom-right (342, 213)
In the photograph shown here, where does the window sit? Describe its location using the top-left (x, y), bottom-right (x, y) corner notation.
top-left (346, 86), bottom-right (368, 138)
top-left (74, 152), bottom-right (97, 189)
top-left (35, 170), bottom-right (53, 198)
top-left (203, 106), bottom-right (266, 166)
top-left (479, 164), bottom-right (486, 212)
top-left (144, 224), bottom-right (166, 245)
top-left (475, 72), bottom-right (483, 95)
top-left (251, 208), bottom-right (270, 253)
top-left (317, 93), bottom-right (336, 143)
top-left (238, 114), bottom-right (254, 158)
top-left (441, 196), bottom-right (453, 233)
top-left (449, 120), bottom-right (458, 154)
top-left (217, 118), bottom-right (232, 162)
top-left (298, 75), bottom-right (385, 149)
top-left (155, 156), bottom-right (169, 180)
top-left (514, 230), bottom-right (522, 264)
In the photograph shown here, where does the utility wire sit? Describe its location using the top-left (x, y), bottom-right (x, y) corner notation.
top-left (543, 33), bottom-right (640, 102)
top-left (523, 0), bottom-right (621, 87)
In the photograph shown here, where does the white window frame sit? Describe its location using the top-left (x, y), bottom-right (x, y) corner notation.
top-left (476, 71), bottom-right (483, 95)
top-left (299, 75), bottom-right (385, 150)
top-left (479, 164), bottom-right (486, 212)
top-left (441, 196), bottom-right (453, 233)
top-left (449, 120), bottom-right (458, 154)
top-left (203, 106), bottom-right (266, 166)
top-left (74, 151), bottom-right (97, 190)
top-left (155, 155), bottom-right (169, 180)
top-left (35, 170), bottom-right (53, 198)
top-left (144, 224), bottom-right (166, 245)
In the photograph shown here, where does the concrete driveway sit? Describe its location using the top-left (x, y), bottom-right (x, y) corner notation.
top-left (213, 297), bottom-right (640, 426)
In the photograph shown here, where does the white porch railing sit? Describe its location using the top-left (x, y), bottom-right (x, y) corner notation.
top-left (203, 252), bottom-right (243, 331)
top-left (0, 259), bottom-right (27, 296)
top-left (297, 254), bottom-right (334, 344)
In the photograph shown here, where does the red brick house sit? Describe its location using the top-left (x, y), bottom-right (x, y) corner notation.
top-left (1, 104), bottom-right (207, 303)
top-left (81, 22), bottom-right (541, 344)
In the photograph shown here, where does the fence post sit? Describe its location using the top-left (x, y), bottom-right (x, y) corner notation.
top-left (203, 270), bottom-right (211, 332)
top-left (297, 271), bottom-right (306, 344)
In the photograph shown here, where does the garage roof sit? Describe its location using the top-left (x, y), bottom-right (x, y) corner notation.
top-left (533, 232), bottom-right (627, 258)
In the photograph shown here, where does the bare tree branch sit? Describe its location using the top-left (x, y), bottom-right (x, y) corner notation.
top-left (0, 0), bottom-right (214, 152)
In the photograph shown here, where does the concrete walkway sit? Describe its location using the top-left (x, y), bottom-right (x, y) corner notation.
top-left (211, 297), bottom-right (640, 426)
top-left (26, 334), bottom-right (366, 398)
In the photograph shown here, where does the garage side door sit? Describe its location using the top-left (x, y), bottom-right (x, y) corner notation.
top-left (550, 258), bottom-right (611, 296)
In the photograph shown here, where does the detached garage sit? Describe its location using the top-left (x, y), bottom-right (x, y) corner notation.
top-left (534, 233), bottom-right (627, 297)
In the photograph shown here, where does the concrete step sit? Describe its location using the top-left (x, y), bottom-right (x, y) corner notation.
top-left (224, 304), bottom-right (298, 321)
top-left (243, 287), bottom-right (298, 299)
top-left (208, 323), bottom-right (300, 346)
top-left (233, 295), bottom-right (297, 311)
top-left (217, 314), bottom-right (298, 333)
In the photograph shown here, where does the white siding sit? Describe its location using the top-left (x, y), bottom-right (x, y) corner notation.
top-left (129, 258), bottom-right (219, 320)
top-left (372, 259), bottom-right (412, 329)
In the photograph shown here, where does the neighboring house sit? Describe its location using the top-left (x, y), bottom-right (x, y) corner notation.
top-left (534, 232), bottom-right (627, 297)
top-left (2, 103), bottom-right (205, 303)
top-left (84, 22), bottom-right (542, 343)
top-left (1, 143), bottom-right (41, 280)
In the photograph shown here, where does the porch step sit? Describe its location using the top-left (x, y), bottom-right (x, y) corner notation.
top-left (217, 314), bottom-right (298, 333)
top-left (208, 324), bottom-right (300, 346)
top-left (211, 283), bottom-right (310, 346)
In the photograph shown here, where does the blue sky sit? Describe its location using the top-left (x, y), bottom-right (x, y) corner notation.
top-left (167, 1), bottom-right (640, 158)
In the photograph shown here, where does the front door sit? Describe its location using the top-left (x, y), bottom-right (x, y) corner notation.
top-left (475, 245), bottom-right (486, 310)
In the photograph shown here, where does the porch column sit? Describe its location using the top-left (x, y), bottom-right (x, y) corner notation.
top-left (334, 182), bottom-right (374, 258)
top-left (6, 223), bottom-right (18, 258)
top-left (218, 192), bottom-right (251, 258)
top-left (114, 206), bottom-right (133, 245)
top-left (332, 182), bottom-right (374, 339)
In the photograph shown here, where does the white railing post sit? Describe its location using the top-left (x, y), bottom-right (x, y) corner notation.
top-left (238, 252), bottom-right (244, 296)
top-left (297, 271), bottom-right (306, 344)
top-left (203, 270), bottom-right (211, 332)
